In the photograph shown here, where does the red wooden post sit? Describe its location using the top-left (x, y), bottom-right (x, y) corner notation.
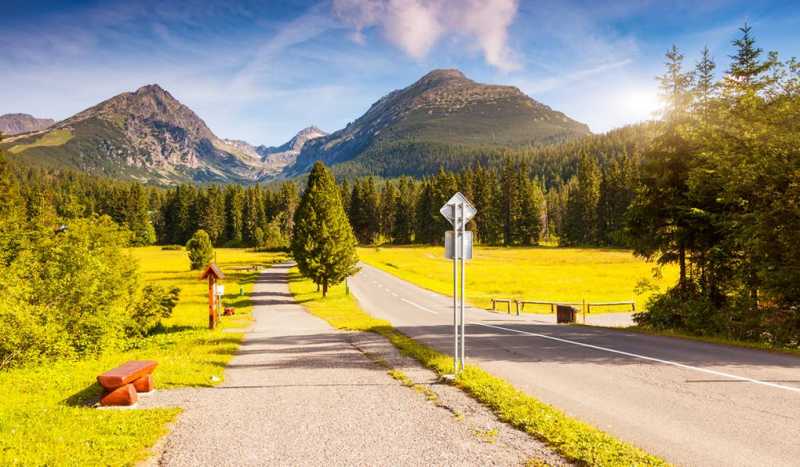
top-left (208, 275), bottom-right (215, 329)
top-left (200, 263), bottom-right (225, 330)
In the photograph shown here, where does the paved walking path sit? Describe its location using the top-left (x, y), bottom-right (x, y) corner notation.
top-left (140, 263), bottom-right (563, 466)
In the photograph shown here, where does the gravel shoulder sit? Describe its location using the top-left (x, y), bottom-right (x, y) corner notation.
top-left (139, 264), bottom-right (567, 466)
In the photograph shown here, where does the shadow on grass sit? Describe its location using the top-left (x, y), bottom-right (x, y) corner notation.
top-left (62, 382), bottom-right (103, 407)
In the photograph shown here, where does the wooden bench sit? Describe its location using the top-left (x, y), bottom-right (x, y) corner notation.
top-left (97, 360), bottom-right (158, 406)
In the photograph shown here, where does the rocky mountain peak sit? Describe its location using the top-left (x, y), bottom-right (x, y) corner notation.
top-left (0, 113), bottom-right (55, 136)
top-left (419, 68), bottom-right (467, 83)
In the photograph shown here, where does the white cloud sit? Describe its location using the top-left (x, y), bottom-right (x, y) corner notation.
top-left (332, 0), bottom-right (520, 71)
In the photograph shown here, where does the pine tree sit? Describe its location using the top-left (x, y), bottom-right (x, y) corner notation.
top-left (499, 158), bottom-right (520, 245)
top-left (291, 161), bottom-right (359, 296)
top-left (517, 177), bottom-right (545, 245)
top-left (627, 45), bottom-right (696, 290)
top-left (186, 230), bottom-right (214, 270)
top-left (379, 181), bottom-right (399, 240)
top-left (125, 184), bottom-right (156, 245)
top-left (197, 186), bottom-right (226, 245)
top-left (0, 144), bottom-right (27, 265)
top-left (414, 181), bottom-right (437, 244)
top-left (563, 153), bottom-right (601, 245)
top-left (694, 46), bottom-right (717, 119)
top-left (392, 177), bottom-right (416, 244)
top-left (224, 185), bottom-right (244, 245)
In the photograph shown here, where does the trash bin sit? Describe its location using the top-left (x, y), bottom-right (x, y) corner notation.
top-left (556, 304), bottom-right (577, 324)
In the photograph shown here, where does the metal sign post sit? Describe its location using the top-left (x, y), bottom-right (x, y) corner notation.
top-left (440, 192), bottom-right (476, 376)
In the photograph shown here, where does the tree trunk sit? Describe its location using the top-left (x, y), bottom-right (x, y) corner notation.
top-left (322, 280), bottom-right (328, 297)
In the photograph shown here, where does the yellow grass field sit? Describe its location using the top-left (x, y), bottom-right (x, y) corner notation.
top-left (358, 245), bottom-right (678, 313)
top-left (0, 247), bottom-right (285, 466)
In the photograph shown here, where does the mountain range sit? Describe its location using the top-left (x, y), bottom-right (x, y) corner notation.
top-left (1, 69), bottom-right (590, 184)
top-left (0, 113), bottom-right (55, 136)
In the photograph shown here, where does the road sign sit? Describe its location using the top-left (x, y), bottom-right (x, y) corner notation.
top-left (439, 192), bottom-right (477, 376)
top-left (445, 231), bottom-right (473, 260)
top-left (215, 285), bottom-right (225, 297)
top-left (439, 192), bottom-right (476, 226)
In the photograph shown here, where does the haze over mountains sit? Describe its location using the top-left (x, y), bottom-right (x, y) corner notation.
top-left (1, 69), bottom-right (591, 184)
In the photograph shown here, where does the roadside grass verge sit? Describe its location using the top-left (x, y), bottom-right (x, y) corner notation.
top-left (358, 245), bottom-right (678, 314)
top-left (0, 247), bottom-right (285, 466)
top-left (288, 269), bottom-right (665, 466)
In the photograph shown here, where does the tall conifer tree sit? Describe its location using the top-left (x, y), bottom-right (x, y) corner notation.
top-left (291, 162), bottom-right (359, 296)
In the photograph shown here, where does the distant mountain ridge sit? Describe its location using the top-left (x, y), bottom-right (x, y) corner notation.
top-left (219, 126), bottom-right (327, 179)
top-left (2, 85), bottom-right (273, 184)
top-left (0, 113), bottom-right (55, 135)
top-left (287, 69), bottom-right (590, 175)
top-left (2, 69), bottom-right (590, 184)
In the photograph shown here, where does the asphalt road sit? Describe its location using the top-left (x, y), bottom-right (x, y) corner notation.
top-left (348, 263), bottom-right (800, 467)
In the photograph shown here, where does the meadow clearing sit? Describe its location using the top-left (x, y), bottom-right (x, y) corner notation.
top-left (358, 245), bottom-right (679, 313)
top-left (0, 247), bottom-right (285, 466)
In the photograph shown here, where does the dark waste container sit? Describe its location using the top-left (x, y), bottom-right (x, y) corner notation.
top-left (556, 304), bottom-right (577, 324)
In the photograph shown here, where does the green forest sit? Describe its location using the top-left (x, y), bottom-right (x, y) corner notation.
top-left (1, 24), bottom-right (798, 360)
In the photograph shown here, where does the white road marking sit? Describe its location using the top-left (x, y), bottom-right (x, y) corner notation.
top-left (474, 322), bottom-right (800, 395)
top-left (401, 298), bottom-right (438, 315)
top-left (385, 288), bottom-right (392, 293)
top-left (391, 292), bottom-right (399, 297)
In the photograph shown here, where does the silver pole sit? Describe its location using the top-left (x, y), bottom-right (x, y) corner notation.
top-left (460, 202), bottom-right (466, 371)
top-left (452, 203), bottom-right (458, 374)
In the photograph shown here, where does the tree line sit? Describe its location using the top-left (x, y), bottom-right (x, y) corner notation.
top-left (627, 25), bottom-right (800, 345)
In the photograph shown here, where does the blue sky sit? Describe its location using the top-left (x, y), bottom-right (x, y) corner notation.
top-left (2, 0), bottom-right (798, 146)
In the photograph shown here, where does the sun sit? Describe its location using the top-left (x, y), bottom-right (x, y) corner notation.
top-left (622, 89), bottom-right (663, 120)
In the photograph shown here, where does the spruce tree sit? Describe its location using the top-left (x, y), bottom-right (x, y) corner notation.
top-left (392, 177), bottom-right (416, 244)
top-left (125, 184), bottom-right (156, 245)
top-left (186, 230), bottom-right (214, 270)
top-left (291, 161), bottom-right (359, 296)
top-left (627, 45), bottom-right (696, 290)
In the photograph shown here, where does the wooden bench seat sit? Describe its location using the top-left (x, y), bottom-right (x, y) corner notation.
top-left (97, 360), bottom-right (158, 406)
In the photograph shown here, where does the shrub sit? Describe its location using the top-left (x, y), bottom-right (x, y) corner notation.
top-left (127, 285), bottom-right (181, 337)
top-left (186, 230), bottom-right (214, 270)
top-left (0, 216), bottom-right (149, 367)
top-left (161, 245), bottom-right (183, 251)
top-left (255, 220), bottom-right (289, 251)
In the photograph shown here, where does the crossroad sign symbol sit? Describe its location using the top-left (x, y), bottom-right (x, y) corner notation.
top-left (439, 192), bottom-right (477, 226)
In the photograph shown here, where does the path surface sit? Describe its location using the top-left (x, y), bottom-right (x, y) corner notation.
top-left (349, 263), bottom-right (800, 467)
top-left (141, 263), bottom-right (562, 466)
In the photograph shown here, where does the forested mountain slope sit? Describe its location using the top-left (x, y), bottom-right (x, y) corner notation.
top-left (286, 69), bottom-right (590, 176)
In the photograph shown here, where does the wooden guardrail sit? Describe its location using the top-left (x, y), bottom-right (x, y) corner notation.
top-left (517, 300), bottom-right (583, 314)
top-left (586, 301), bottom-right (636, 313)
top-left (488, 298), bottom-right (637, 320)
top-left (490, 298), bottom-right (514, 313)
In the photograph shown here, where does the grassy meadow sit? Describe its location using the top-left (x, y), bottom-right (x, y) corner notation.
top-left (0, 247), bottom-right (285, 466)
top-left (358, 245), bottom-right (678, 313)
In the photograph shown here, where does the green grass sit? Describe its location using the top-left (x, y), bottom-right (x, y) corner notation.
top-left (0, 247), bottom-right (286, 466)
top-left (359, 245), bottom-right (678, 313)
top-left (288, 269), bottom-right (665, 466)
top-left (8, 129), bottom-right (73, 154)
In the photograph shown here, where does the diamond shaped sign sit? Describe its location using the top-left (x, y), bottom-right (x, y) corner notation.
top-left (439, 192), bottom-right (477, 226)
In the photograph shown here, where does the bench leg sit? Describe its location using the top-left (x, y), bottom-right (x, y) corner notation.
top-left (133, 374), bottom-right (154, 393)
top-left (100, 383), bottom-right (138, 406)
